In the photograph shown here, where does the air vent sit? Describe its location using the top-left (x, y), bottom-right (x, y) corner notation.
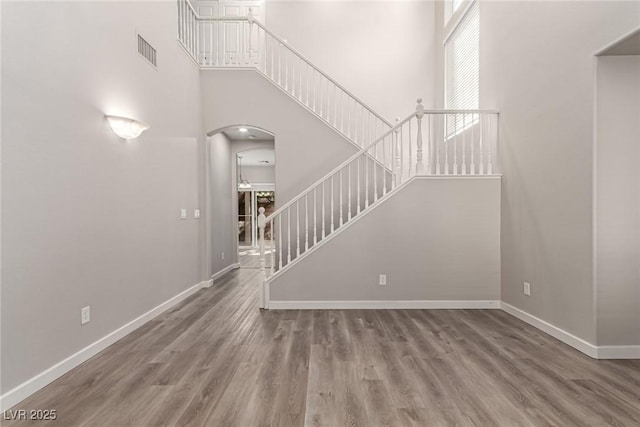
top-left (137, 34), bottom-right (157, 67)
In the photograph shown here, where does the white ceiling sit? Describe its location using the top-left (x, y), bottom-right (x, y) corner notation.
top-left (223, 125), bottom-right (274, 141)
top-left (237, 148), bottom-right (275, 166)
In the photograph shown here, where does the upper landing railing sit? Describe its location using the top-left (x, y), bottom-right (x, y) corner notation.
top-left (177, 0), bottom-right (393, 148)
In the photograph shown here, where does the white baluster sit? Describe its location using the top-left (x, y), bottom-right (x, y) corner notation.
top-left (383, 136), bottom-right (387, 195)
top-left (312, 71), bottom-right (317, 111)
top-left (453, 113), bottom-right (458, 175)
top-left (394, 118), bottom-right (400, 185)
top-left (284, 45), bottom-right (288, 91)
top-left (400, 125), bottom-right (404, 182)
top-left (373, 143), bottom-right (378, 202)
top-left (461, 113), bottom-right (467, 175)
top-left (408, 119), bottom-right (413, 176)
top-left (258, 207), bottom-right (266, 308)
top-left (313, 187), bottom-right (318, 244)
top-left (296, 201), bottom-right (300, 257)
top-left (270, 219), bottom-right (275, 275)
top-left (365, 150), bottom-right (369, 208)
top-left (287, 208), bottom-right (291, 263)
top-left (278, 215), bottom-right (283, 269)
top-left (277, 42), bottom-right (282, 85)
top-left (320, 78), bottom-right (324, 118)
top-left (209, 20), bottom-right (214, 66)
top-left (322, 183), bottom-right (326, 239)
top-left (479, 114), bottom-right (484, 175)
top-left (270, 36), bottom-right (274, 78)
top-left (357, 156), bottom-right (361, 214)
top-left (487, 114), bottom-right (493, 175)
top-left (348, 164), bottom-right (352, 220)
top-left (332, 85), bottom-right (338, 128)
top-left (306, 64), bottom-right (310, 107)
top-left (305, 194), bottom-right (309, 251)
top-left (470, 113), bottom-right (475, 175)
top-left (298, 57), bottom-right (303, 101)
top-left (339, 169), bottom-right (344, 226)
top-left (415, 99), bottom-right (425, 175)
top-left (330, 176), bottom-right (335, 232)
top-left (444, 116), bottom-right (450, 175)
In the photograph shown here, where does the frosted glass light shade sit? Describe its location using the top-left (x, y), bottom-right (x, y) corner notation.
top-left (106, 115), bottom-right (149, 139)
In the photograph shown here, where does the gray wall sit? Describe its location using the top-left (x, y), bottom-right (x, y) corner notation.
top-left (209, 133), bottom-right (235, 275)
top-left (1, 1), bottom-right (203, 393)
top-left (267, 0), bottom-right (436, 118)
top-left (480, 0), bottom-right (640, 343)
top-left (201, 70), bottom-right (359, 207)
top-left (595, 55), bottom-right (640, 346)
top-left (270, 178), bottom-right (501, 303)
top-left (242, 166), bottom-right (275, 184)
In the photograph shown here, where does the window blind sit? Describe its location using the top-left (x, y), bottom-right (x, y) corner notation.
top-left (445, 0), bottom-right (479, 134)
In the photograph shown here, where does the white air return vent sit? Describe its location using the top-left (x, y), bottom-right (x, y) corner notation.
top-left (137, 34), bottom-right (157, 67)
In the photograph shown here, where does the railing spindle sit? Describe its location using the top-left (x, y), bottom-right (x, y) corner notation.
top-left (287, 207), bottom-right (291, 263)
top-left (322, 182), bottom-right (326, 239)
top-left (374, 143), bottom-right (378, 202)
top-left (416, 99), bottom-right (425, 174)
top-left (462, 113), bottom-right (467, 175)
top-left (313, 187), bottom-right (318, 245)
top-left (339, 169), bottom-right (344, 226)
top-left (278, 215), bottom-right (283, 269)
top-left (296, 200), bottom-right (300, 257)
top-left (488, 114), bottom-right (493, 174)
top-left (305, 194), bottom-right (309, 251)
top-left (348, 164), bottom-right (352, 220)
top-left (330, 175), bottom-right (335, 232)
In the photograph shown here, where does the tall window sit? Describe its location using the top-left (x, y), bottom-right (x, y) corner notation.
top-left (445, 0), bottom-right (479, 133)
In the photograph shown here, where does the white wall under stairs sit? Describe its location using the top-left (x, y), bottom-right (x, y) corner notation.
top-left (268, 177), bottom-right (501, 308)
top-left (201, 70), bottom-right (361, 205)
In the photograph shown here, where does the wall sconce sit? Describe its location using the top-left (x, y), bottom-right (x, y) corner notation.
top-left (106, 115), bottom-right (149, 139)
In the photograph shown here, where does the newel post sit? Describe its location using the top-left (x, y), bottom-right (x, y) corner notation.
top-left (415, 98), bottom-right (425, 174)
top-left (257, 207), bottom-right (266, 309)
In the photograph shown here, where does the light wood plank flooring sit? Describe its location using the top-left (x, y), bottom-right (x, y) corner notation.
top-left (4, 267), bottom-right (640, 426)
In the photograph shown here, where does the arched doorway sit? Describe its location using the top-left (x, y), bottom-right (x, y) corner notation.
top-left (207, 125), bottom-right (275, 277)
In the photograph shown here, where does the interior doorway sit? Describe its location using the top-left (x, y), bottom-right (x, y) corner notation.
top-left (238, 188), bottom-right (275, 249)
top-left (234, 139), bottom-right (275, 269)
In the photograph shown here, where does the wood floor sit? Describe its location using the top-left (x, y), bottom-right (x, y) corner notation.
top-left (5, 267), bottom-right (640, 426)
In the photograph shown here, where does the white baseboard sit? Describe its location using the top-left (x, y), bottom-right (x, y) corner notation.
top-left (201, 279), bottom-right (214, 288)
top-left (211, 262), bottom-right (240, 282)
top-left (596, 345), bottom-right (640, 359)
top-left (500, 302), bottom-right (603, 358)
top-left (268, 300), bottom-right (501, 310)
top-left (0, 281), bottom-right (207, 412)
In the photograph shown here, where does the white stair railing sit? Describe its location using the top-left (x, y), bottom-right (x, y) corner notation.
top-left (176, 0), bottom-right (394, 148)
top-left (257, 100), bottom-right (500, 308)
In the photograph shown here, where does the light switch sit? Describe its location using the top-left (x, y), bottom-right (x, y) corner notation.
top-left (180, 209), bottom-right (187, 219)
top-left (194, 209), bottom-right (201, 219)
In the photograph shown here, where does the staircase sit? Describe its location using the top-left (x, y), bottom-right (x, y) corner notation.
top-left (177, 0), bottom-right (393, 150)
top-left (176, 0), bottom-right (500, 309)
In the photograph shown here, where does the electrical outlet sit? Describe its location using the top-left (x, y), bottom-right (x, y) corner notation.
top-left (194, 209), bottom-right (201, 219)
top-left (523, 282), bottom-right (531, 296)
top-left (221, 252), bottom-right (225, 260)
top-left (81, 306), bottom-right (91, 325)
top-left (180, 209), bottom-right (187, 219)
top-left (379, 274), bottom-right (387, 286)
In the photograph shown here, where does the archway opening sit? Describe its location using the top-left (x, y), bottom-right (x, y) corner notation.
top-left (207, 125), bottom-right (275, 275)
